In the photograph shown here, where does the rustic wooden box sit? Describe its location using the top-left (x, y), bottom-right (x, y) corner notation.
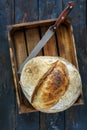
top-left (8, 18), bottom-right (83, 114)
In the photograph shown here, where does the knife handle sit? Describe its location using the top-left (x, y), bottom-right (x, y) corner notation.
top-left (51, 1), bottom-right (75, 30)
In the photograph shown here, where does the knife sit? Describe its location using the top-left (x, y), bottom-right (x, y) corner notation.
top-left (18, 1), bottom-right (75, 74)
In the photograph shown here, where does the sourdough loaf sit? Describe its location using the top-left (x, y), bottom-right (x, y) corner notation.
top-left (20, 56), bottom-right (82, 113)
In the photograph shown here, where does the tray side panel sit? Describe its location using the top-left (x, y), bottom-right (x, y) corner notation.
top-left (13, 30), bottom-right (27, 69)
top-left (13, 30), bottom-right (37, 113)
top-left (56, 23), bottom-right (78, 68)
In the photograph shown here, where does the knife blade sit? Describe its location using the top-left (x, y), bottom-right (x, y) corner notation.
top-left (18, 1), bottom-right (75, 74)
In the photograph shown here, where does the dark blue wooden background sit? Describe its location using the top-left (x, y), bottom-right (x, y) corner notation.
top-left (0, 0), bottom-right (87, 130)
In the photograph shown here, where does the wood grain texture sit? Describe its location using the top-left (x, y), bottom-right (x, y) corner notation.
top-left (39, 1), bottom-right (65, 130)
top-left (40, 112), bottom-right (65, 130)
top-left (0, 0), bottom-right (16, 130)
top-left (39, 0), bottom-right (62, 20)
top-left (13, 30), bottom-right (27, 69)
top-left (14, 0), bottom-right (40, 130)
top-left (0, 0), bottom-right (87, 130)
top-left (56, 21), bottom-right (78, 68)
top-left (25, 28), bottom-right (42, 56)
top-left (15, 0), bottom-right (39, 23)
top-left (16, 112), bottom-right (39, 130)
top-left (63, 1), bottom-right (87, 130)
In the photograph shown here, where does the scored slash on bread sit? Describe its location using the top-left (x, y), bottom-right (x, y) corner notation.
top-left (31, 60), bottom-right (69, 110)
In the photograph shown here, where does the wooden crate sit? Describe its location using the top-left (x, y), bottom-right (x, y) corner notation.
top-left (8, 18), bottom-right (83, 114)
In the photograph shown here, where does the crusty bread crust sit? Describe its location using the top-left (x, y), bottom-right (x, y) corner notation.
top-left (20, 56), bottom-right (82, 113)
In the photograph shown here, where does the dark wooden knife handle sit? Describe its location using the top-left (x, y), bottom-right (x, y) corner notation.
top-left (51, 1), bottom-right (75, 30)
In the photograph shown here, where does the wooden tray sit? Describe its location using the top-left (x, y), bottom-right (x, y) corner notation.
top-left (8, 18), bottom-right (83, 114)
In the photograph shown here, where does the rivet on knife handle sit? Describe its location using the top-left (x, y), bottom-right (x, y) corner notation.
top-left (51, 1), bottom-right (75, 30)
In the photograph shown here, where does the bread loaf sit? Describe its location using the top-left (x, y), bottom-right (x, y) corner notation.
top-left (20, 56), bottom-right (82, 113)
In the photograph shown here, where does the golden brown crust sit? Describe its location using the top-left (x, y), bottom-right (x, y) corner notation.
top-left (32, 60), bottom-right (69, 109)
top-left (20, 56), bottom-right (82, 113)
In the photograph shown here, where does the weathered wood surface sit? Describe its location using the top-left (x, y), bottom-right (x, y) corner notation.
top-left (0, 0), bottom-right (16, 130)
top-left (63, 0), bottom-right (87, 130)
top-left (0, 0), bottom-right (87, 130)
top-left (39, 1), bottom-right (65, 130)
top-left (15, 1), bottom-right (40, 130)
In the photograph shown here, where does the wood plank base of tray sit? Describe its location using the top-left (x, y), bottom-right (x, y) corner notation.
top-left (8, 18), bottom-right (84, 114)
